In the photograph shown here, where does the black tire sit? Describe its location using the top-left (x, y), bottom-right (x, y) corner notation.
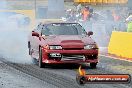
top-left (39, 48), bottom-right (45, 68)
top-left (90, 63), bottom-right (97, 69)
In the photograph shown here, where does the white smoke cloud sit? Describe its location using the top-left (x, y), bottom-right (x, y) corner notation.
top-left (0, 5), bottom-right (32, 64)
top-left (0, 1), bottom-right (7, 9)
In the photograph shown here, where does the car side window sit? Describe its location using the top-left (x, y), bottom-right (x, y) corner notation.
top-left (41, 25), bottom-right (52, 35)
top-left (34, 24), bottom-right (42, 33)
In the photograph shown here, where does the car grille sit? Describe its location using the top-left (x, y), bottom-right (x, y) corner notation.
top-left (85, 55), bottom-right (98, 60)
top-left (61, 55), bottom-right (85, 61)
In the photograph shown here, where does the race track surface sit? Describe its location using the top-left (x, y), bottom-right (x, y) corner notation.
top-left (0, 56), bottom-right (131, 88)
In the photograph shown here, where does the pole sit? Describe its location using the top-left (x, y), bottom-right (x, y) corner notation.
top-left (35, 0), bottom-right (36, 18)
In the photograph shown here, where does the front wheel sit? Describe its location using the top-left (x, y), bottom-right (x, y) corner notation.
top-left (39, 48), bottom-right (45, 68)
top-left (90, 63), bottom-right (97, 69)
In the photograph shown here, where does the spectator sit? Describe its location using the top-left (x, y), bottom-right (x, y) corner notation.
top-left (89, 8), bottom-right (94, 18)
top-left (112, 10), bottom-right (120, 22)
top-left (126, 15), bottom-right (132, 32)
top-left (81, 6), bottom-right (90, 21)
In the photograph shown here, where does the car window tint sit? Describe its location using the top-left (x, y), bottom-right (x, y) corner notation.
top-left (41, 23), bottom-right (86, 35)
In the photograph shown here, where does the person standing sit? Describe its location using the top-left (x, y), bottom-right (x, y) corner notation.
top-left (126, 15), bottom-right (132, 32)
top-left (81, 6), bottom-right (90, 21)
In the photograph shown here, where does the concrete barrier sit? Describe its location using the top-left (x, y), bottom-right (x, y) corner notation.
top-left (108, 31), bottom-right (132, 59)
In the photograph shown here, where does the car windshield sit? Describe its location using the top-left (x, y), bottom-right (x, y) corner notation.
top-left (41, 23), bottom-right (87, 35)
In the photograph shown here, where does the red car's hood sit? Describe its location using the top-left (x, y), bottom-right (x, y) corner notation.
top-left (42, 35), bottom-right (96, 48)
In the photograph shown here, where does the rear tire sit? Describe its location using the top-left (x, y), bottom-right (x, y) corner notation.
top-left (90, 63), bottom-right (97, 69)
top-left (39, 48), bottom-right (45, 68)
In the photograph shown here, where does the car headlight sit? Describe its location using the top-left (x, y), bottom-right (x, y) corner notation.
top-left (84, 45), bottom-right (98, 49)
top-left (49, 45), bottom-right (62, 50)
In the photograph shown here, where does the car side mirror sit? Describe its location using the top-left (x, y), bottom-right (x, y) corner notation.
top-left (87, 31), bottom-right (93, 36)
top-left (32, 32), bottom-right (39, 37)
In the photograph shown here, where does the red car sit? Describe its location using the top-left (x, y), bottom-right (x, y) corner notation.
top-left (28, 21), bottom-right (98, 68)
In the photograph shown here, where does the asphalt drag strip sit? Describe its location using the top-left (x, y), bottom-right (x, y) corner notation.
top-left (0, 60), bottom-right (58, 88)
top-left (0, 56), bottom-right (131, 88)
top-left (0, 57), bottom-right (81, 88)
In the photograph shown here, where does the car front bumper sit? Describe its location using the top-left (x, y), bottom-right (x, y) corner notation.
top-left (42, 49), bottom-right (98, 64)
